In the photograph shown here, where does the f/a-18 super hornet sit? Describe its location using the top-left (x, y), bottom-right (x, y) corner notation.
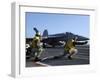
top-left (26, 27), bottom-right (89, 48)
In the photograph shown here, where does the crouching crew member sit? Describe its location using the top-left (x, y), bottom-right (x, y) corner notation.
top-left (64, 37), bottom-right (87, 59)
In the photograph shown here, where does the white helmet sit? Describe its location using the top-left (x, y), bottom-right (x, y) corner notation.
top-left (36, 32), bottom-right (41, 36)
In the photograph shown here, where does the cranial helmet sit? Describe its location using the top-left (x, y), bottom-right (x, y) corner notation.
top-left (35, 32), bottom-right (41, 37)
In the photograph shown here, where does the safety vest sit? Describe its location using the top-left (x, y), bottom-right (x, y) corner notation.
top-left (64, 39), bottom-right (76, 52)
top-left (31, 36), bottom-right (40, 48)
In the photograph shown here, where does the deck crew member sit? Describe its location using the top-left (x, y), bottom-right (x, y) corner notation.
top-left (31, 32), bottom-right (43, 61)
top-left (64, 37), bottom-right (87, 59)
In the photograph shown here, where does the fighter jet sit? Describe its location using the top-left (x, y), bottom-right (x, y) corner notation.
top-left (26, 27), bottom-right (89, 59)
top-left (32, 27), bottom-right (89, 47)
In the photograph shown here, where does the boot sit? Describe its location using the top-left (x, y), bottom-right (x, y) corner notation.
top-left (68, 56), bottom-right (72, 60)
top-left (34, 57), bottom-right (41, 62)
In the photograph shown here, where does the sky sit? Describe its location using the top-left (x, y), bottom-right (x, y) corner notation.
top-left (25, 12), bottom-right (89, 38)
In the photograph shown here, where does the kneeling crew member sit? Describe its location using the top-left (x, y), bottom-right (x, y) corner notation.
top-left (64, 37), bottom-right (87, 59)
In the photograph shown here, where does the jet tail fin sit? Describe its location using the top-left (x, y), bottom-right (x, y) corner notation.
top-left (43, 29), bottom-right (48, 37)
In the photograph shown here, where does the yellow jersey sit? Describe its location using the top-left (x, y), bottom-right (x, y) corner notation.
top-left (64, 39), bottom-right (76, 52)
top-left (31, 36), bottom-right (40, 48)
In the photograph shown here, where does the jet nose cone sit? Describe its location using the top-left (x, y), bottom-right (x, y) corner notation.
top-left (75, 35), bottom-right (89, 41)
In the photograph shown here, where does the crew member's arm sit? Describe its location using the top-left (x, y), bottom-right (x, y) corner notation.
top-left (33, 27), bottom-right (39, 33)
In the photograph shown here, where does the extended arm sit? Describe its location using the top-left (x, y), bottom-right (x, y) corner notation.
top-left (33, 27), bottom-right (39, 33)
